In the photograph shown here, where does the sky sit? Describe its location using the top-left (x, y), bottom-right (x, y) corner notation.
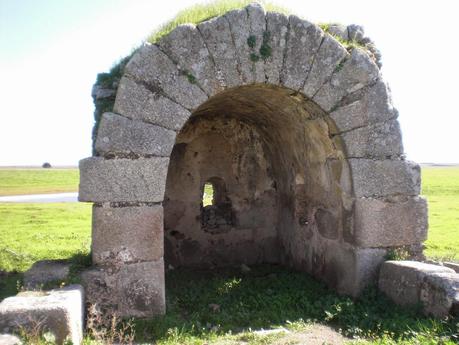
top-left (1, 0), bottom-right (458, 166)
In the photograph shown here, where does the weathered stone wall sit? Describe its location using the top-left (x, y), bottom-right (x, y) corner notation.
top-left (79, 3), bottom-right (428, 317)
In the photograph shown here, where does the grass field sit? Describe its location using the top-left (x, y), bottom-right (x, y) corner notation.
top-left (421, 166), bottom-right (459, 261)
top-left (0, 168), bottom-right (79, 196)
top-left (0, 167), bottom-right (458, 344)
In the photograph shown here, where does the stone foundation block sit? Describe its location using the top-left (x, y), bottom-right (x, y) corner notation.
top-left (379, 261), bottom-right (455, 308)
top-left (340, 119), bottom-right (403, 158)
top-left (125, 44), bottom-right (207, 110)
top-left (79, 157), bottom-right (169, 202)
top-left (114, 76), bottom-right (191, 131)
top-left (349, 159), bottom-right (420, 197)
top-left (81, 260), bottom-right (165, 318)
top-left (0, 285), bottom-right (84, 345)
top-left (322, 244), bottom-right (387, 297)
top-left (353, 196), bottom-right (427, 247)
top-left (95, 112), bottom-right (176, 157)
top-left (92, 205), bottom-right (164, 264)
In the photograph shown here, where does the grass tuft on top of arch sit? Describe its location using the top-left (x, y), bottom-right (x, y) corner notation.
top-left (147, 0), bottom-right (290, 44)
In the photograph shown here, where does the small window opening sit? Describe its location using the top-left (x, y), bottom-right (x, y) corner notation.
top-left (203, 182), bottom-right (215, 206)
top-left (201, 177), bottom-right (234, 233)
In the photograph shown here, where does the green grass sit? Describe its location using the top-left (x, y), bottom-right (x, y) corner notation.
top-left (421, 166), bottom-right (459, 261)
top-left (130, 266), bottom-right (458, 344)
top-left (0, 168), bottom-right (79, 196)
top-left (0, 202), bottom-right (91, 300)
top-left (147, 0), bottom-right (289, 44)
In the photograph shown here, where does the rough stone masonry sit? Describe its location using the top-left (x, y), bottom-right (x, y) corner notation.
top-left (79, 3), bottom-right (428, 317)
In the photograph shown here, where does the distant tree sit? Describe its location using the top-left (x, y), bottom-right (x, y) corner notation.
top-left (42, 162), bottom-right (52, 168)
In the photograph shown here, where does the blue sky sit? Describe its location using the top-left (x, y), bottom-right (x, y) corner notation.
top-left (1, 0), bottom-right (458, 165)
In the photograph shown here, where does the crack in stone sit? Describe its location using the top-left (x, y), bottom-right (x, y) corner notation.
top-left (279, 15), bottom-right (291, 85)
top-left (224, 13), bottom-right (246, 83)
top-left (299, 33), bottom-right (326, 92)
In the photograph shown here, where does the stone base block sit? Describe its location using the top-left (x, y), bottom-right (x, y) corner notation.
top-left (92, 205), bottom-right (163, 265)
top-left (353, 196), bottom-right (427, 247)
top-left (379, 261), bottom-right (456, 312)
top-left (81, 259), bottom-right (165, 318)
top-left (0, 285), bottom-right (84, 345)
top-left (320, 244), bottom-right (387, 297)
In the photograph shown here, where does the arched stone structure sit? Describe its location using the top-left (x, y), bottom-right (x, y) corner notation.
top-left (79, 3), bottom-right (427, 317)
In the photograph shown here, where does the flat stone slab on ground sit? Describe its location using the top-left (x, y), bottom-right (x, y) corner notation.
top-left (0, 334), bottom-right (21, 345)
top-left (23, 260), bottom-right (70, 289)
top-left (379, 260), bottom-right (458, 317)
top-left (0, 285), bottom-right (84, 345)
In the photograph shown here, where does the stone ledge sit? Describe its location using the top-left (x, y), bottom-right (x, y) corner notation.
top-left (0, 285), bottom-right (84, 345)
top-left (92, 204), bottom-right (164, 265)
top-left (352, 196), bottom-right (427, 247)
top-left (95, 112), bottom-right (176, 157)
top-left (79, 157), bottom-right (169, 203)
top-left (348, 159), bottom-right (420, 198)
top-left (379, 261), bottom-right (458, 317)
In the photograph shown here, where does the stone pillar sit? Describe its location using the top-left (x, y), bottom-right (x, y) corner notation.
top-left (79, 141), bottom-right (172, 317)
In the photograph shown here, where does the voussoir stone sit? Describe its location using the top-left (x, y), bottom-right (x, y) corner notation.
top-left (225, 3), bottom-right (266, 84)
top-left (281, 15), bottom-right (324, 90)
top-left (92, 204), bottom-right (164, 265)
top-left (353, 196), bottom-right (428, 247)
top-left (379, 261), bottom-right (455, 310)
top-left (78, 157), bottom-right (169, 203)
top-left (302, 34), bottom-right (348, 98)
top-left (340, 119), bottom-right (403, 158)
top-left (349, 159), bottom-right (420, 198)
top-left (81, 259), bottom-right (165, 318)
top-left (264, 11), bottom-right (289, 84)
top-left (313, 48), bottom-right (380, 112)
top-left (114, 76), bottom-right (190, 131)
top-left (95, 112), bottom-right (176, 157)
top-left (124, 44), bottom-right (208, 110)
top-left (0, 285), bottom-right (84, 345)
top-left (329, 79), bottom-right (397, 133)
top-left (158, 24), bottom-right (223, 97)
top-left (197, 15), bottom-right (242, 88)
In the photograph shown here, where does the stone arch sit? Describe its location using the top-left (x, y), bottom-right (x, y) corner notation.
top-left (79, 3), bottom-right (427, 317)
